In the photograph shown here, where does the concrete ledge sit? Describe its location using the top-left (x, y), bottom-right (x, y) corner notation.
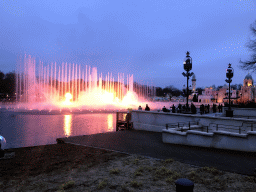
top-left (133, 110), bottom-right (256, 152)
top-left (176, 126), bottom-right (203, 132)
top-left (133, 122), bottom-right (165, 132)
top-left (187, 130), bottom-right (214, 136)
top-left (187, 131), bottom-right (213, 147)
top-left (132, 110), bottom-right (256, 134)
top-left (162, 129), bottom-right (256, 152)
top-left (162, 129), bottom-right (187, 136)
top-left (213, 131), bottom-right (247, 138)
top-left (247, 131), bottom-right (256, 135)
top-left (162, 130), bottom-right (187, 145)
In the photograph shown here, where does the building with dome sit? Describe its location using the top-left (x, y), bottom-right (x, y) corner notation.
top-left (188, 73), bottom-right (256, 104)
top-left (203, 74), bottom-right (255, 104)
top-left (240, 74), bottom-right (255, 103)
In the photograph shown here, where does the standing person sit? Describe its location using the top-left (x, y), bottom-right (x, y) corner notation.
top-left (218, 104), bottom-right (221, 113)
top-left (145, 104), bottom-right (150, 111)
top-left (200, 104), bottom-right (204, 115)
top-left (191, 103), bottom-right (196, 114)
top-left (177, 104), bottom-right (182, 113)
top-left (204, 105), bottom-right (207, 113)
top-left (171, 104), bottom-right (176, 113)
top-left (138, 105), bottom-right (142, 110)
top-left (213, 104), bottom-right (216, 113)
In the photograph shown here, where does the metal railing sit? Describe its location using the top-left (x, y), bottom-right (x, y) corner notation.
top-left (241, 122), bottom-right (256, 132)
top-left (166, 121), bottom-right (199, 130)
top-left (165, 121), bottom-right (211, 133)
top-left (208, 123), bottom-right (251, 134)
top-left (166, 121), bottom-right (256, 134)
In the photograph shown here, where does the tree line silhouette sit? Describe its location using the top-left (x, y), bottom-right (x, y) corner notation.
top-left (0, 71), bottom-right (15, 100)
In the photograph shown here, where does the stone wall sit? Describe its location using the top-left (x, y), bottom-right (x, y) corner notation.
top-left (132, 110), bottom-right (256, 133)
top-left (131, 110), bottom-right (256, 152)
top-left (232, 108), bottom-right (256, 118)
top-left (162, 129), bottom-right (256, 152)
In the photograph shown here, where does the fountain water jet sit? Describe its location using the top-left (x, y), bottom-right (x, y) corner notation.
top-left (15, 55), bottom-right (140, 111)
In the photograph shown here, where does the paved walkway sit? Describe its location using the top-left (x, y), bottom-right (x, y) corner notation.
top-left (57, 130), bottom-right (256, 176)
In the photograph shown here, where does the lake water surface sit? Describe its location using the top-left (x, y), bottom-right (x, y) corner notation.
top-left (0, 111), bottom-right (116, 149)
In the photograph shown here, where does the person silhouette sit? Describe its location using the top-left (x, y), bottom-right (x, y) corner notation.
top-left (145, 104), bottom-right (150, 111)
top-left (171, 104), bottom-right (176, 113)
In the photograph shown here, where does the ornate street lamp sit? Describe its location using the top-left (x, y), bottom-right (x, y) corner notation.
top-left (225, 63), bottom-right (234, 117)
top-left (182, 51), bottom-right (194, 112)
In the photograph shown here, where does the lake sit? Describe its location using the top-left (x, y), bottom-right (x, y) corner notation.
top-left (0, 110), bottom-right (116, 149)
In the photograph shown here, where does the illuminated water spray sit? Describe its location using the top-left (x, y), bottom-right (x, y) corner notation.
top-left (64, 93), bottom-right (72, 105)
top-left (15, 55), bottom-right (142, 110)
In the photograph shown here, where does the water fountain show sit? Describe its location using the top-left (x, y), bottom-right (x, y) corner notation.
top-left (12, 55), bottom-right (155, 112)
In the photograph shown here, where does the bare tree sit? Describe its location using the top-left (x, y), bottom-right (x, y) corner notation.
top-left (240, 20), bottom-right (256, 71)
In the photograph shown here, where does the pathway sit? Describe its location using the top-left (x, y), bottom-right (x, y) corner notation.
top-left (57, 130), bottom-right (256, 176)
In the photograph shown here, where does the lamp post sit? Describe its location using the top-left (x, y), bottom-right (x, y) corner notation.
top-left (225, 63), bottom-right (234, 117)
top-left (182, 51), bottom-right (194, 112)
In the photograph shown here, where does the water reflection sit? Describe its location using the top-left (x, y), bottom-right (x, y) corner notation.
top-left (107, 114), bottom-right (114, 132)
top-left (64, 115), bottom-right (72, 137)
top-left (0, 112), bottom-right (116, 149)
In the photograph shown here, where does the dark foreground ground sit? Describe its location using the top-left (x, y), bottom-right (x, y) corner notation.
top-left (1, 143), bottom-right (256, 191)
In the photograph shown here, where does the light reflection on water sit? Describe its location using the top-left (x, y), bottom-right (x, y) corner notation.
top-left (0, 112), bottom-right (116, 149)
top-left (107, 114), bottom-right (114, 132)
top-left (64, 115), bottom-right (72, 137)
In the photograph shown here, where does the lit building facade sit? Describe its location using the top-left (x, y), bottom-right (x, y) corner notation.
top-left (239, 74), bottom-right (255, 103)
top-left (196, 74), bottom-right (254, 104)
